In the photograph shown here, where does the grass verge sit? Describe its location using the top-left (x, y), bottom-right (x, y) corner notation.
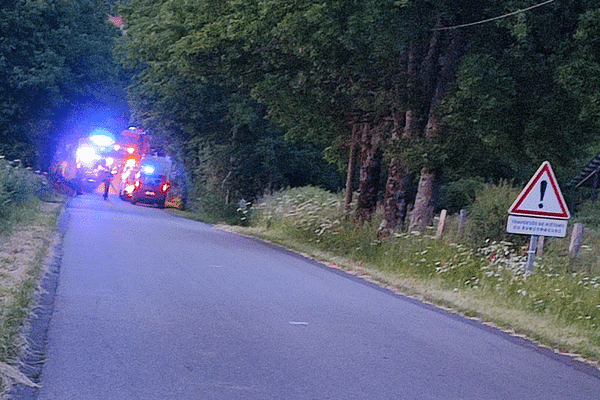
top-left (0, 200), bottom-right (63, 397)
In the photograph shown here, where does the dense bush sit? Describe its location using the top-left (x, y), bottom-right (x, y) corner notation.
top-left (251, 186), bottom-right (344, 238)
top-left (0, 158), bottom-right (52, 232)
top-left (438, 177), bottom-right (485, 214)
top-left (462, 181), bottom-right (525, 247)
top-left (573, 200), bottom-right (600, 228)
top-left (190, 191), bottom-right (251, 226)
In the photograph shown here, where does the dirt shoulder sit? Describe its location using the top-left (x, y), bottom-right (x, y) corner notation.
top-left (0, 201), bottom-right (64, 397)
top-left (0, 202), bottom-right (61, 293)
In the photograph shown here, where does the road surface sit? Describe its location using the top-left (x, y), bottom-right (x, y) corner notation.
top-left (12, 193), bottom-right (600, 399)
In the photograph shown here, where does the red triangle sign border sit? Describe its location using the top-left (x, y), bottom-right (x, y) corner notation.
top-left (508, 161), bottom-right (571, 219)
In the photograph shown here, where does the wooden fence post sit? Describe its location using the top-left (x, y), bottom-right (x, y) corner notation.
top-left (536, 236), bottom-right (545, 257)
top-left (458, 209), bottom-right (467, 236)
top-left (569, 223), bottom-right (584, 259)
top-left (435, 209), bottom-right (447, 240)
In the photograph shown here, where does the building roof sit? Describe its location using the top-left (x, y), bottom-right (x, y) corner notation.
top-left (569, 153), bottom-right (600, 188)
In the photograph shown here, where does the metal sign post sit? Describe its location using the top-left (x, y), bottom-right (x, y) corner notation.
top-left (525, 235), bottom-right (539, 275)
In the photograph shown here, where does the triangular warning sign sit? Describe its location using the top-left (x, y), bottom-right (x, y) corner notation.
top-left (508, 161), bottom-right (570, 219)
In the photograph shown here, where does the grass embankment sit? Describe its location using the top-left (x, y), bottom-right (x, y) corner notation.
top-left (0, 158), bottom-right (65, 395)
top-left (218, 186), bottom-right (600, 367)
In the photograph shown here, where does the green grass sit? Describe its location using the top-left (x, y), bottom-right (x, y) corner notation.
top-left (225, 186), bottom-right (600, 365)
top-left (175, 192), bottom-right (251, 226)
top-left (0, 158), bottom-right (58, 235)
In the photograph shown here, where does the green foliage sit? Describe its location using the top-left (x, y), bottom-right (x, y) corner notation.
top-left (0, 158), bottom-right (52, 233)
top-left (251, 186), bottom-right (345, 241)
top-left (444, 8), bottom-right (593, 183)
top-left (0, 285), bottom-right (35, 364)
top-left (0, 197), bottom-right (59, 393)
top-left (1, 0), bottom-right (126, 168)
top-left (116, 0), bottom-right (600, 228)
top-left (116, 0), bottom-right (345, 206)
top-left (438, 177), bottom-right (485, 214)
top-left (557, 8), bottom-right (600, 128)
top-left (191, 191), bottom-right (250, 226)
top-left (573, 200), bottom-right (600, 228)
top-left (462, 182), bottom-right (525, 247)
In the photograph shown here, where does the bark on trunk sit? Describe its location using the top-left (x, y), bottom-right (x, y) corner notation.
top-left (344, 123), bottom-right (360, 213)
top-left (355, 123), bottom-right (383, 223)
top-left (378, 111), bottom-right (414, 235)
top-left (409, 168), bottom-right (440, 232)
top-left (378, 42), bottom-right (425, 236)
top-left (409, 30), bottom-right (465, 232)
top-left (378, 156), bottom-right (415, 234)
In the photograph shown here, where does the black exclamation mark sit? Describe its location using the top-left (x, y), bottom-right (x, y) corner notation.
top-left (539, 180), bottom-right (547, 209)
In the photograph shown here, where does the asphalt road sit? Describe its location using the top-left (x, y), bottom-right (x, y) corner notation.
top-left (15, 193), bottom-right (600, 399)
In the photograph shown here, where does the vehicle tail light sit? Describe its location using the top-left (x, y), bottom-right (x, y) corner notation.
top-left (161, 182), bottom-right (170, 193)
top-left (125, 184), bottom-right (135, 196)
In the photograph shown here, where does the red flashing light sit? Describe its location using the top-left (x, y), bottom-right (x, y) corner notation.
top-left (161, 183), bottom-right (171, 193)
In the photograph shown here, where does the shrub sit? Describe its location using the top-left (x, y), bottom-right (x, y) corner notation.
top-left (0, 157), bottom-right (52, 233)
top-left (193, 192), bottom-right (251, 226)
top-left (251, 186), bottom-right (344, 240)
top-left (463, 181), bottom-right (525, 247)
top-left (573, 200), bottom-right (600, 228)
top-left (438, 177), bottom-right (485, 214)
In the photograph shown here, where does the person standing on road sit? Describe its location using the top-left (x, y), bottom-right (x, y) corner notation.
top-left (99, 160), bottom-right (113, 200)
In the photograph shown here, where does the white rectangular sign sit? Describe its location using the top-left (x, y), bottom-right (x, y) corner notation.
top-left (507, 215), bottom-right (568, 238)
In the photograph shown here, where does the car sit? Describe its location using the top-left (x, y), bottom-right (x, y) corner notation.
top-left (129, 163), bottom-right (171, 208)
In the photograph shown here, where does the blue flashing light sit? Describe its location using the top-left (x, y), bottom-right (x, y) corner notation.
top-left (141, 165), bottom-right (155, 174)
top-left (89, 129), bottom-right (115, 147)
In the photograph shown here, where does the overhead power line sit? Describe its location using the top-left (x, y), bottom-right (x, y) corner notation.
top-left (434, 0), bottom-right (555, 31)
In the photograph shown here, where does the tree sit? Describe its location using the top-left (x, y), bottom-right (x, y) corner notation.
top-left (0, 0), bottom-right (126, 168)
top-left (443, 0), bottom-right (595, 186)
top-left (167, 0), bottom-right (415, 220)
top-left (115, 0), bottom-right (598, 227)
top-left (558, 7), bottom-right (600, 134)
top-left (115, 0), bottom-right (343, 206)
top-left (404, 0), bottom-right (596, 230)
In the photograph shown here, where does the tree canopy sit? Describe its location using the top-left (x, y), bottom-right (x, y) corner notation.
top-left (113, 0), bottom-right (600, 223)
top-left (6, 0), bottom-right (599, 224)
top-left (0, 0), bottom-right (127, 168)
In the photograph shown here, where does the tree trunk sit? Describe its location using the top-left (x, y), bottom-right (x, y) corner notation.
top-left (378, 42), bottom-right (425, 236)
top-left (378, 156), bottom-right (415, 234)
top-left (344, 123), bottom-right (360, 213)
top-left (409, 30), bottom-right (465, 232)
top-left (409, 167), bottom-right (440, 232)
top-left (378, 110), bottom-right (414, 235)
top-left (355, 122), bottom-right (383, 223)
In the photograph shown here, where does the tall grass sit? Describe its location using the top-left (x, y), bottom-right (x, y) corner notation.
top-left (0, 157), bottom-right (53, 234)
top-left (181, 191), bottom-right (251, 226)
top-left (0, 157), bottom-right (61, 394)
top-left (246, 186), bottom-right (600, 362)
